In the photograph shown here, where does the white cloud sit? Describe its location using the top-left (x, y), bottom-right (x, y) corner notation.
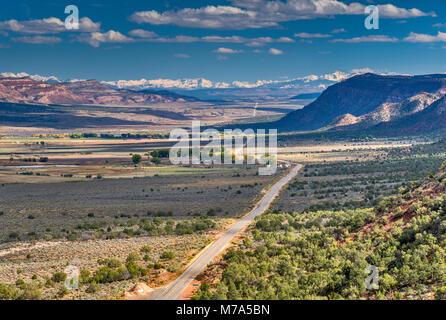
top-left (294, 32), bottom-right (331, 38)
top-left (0, 17), bottom-right (100, 34)
top-left (269, 48), bottom-right (283, 55)
top-left (129, 1), bottom-right (434, 30)
top-left (76, 30), bottom-right (134, 47)
top-left (377, 4), bottom-right (436, 18)
top-left (140, 35), bottom-right (293, 46)
top-left (433, 23), bottom-right (446, 28)
top-left (214, 47), bottom-right (241, 54)
top-left (351, 68), bottom-right (375, 74)
top-left (331, 35), bottom-right (398, 43)
top-left (404, 31), bottom-right (446, 43)
top-left (12, 35), bottom-right (62, 44)
top-left (128, 29), bottom-right (157, 38)
top-left (277, 37), bottom-right (295, 43)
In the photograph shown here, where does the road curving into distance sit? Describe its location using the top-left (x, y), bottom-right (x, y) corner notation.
top-left (148, 163), bottom-right (303, 300)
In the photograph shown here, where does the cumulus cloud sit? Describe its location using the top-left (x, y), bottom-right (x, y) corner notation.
top-left (12, 35), bottom-right (62, 44)
top-left (214, 47), bottom-right (241, 54)
top-left (277, 37), bottom-right (295, 43)
top-left (331, 35), bottom-right (399, 43)
top-left (269, 48), bottom-right (283, 55)
top-left (128, 29), bottom-right (157, 38)
top-left (404, 31), bottom-right (446, 43)
top-left (294, 32), bottom-right (331, 38)
top-left (0, 17), bottom-right (100, 34)
top-left (139, 34), bottom-right (293, 46)
top-left (76, 30), bottom-right (134, 47)
top-left (129, 0), bottom-right (434, 30)
top-left (433, 23), bottom-right (446, 28)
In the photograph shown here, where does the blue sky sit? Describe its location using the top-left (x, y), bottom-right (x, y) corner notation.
top-left (0, 0), bottom-right (445, 83)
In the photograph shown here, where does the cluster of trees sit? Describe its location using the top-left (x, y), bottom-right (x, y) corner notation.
top-left (139, 217), bottom-right (216, 236)
top-left (195, 170), bottom-right (446, 299)
top-left (68, 132), bottom-right (170, 139)
top-left (306, 157), bottom-right (445, 179)
top-left (11, 213), bottom-right (218, 243)
top-left (131, 149), bottom-right (169, 165)
top-left (0, 247), bottom-right (178, 299)
top-left (0, 282), bottom-right (41, 300)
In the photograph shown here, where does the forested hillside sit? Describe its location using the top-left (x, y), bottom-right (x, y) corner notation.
top-left (195, 162), bottom-right (446, 300)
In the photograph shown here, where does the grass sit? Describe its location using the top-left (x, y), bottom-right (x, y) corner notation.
top-left (0, 233), bottom-right (212, 300)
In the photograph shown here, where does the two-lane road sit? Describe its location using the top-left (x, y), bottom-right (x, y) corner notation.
top-left (150, 163), bottom-right (302, 300)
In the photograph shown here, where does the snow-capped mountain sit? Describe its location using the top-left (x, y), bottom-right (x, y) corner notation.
top-left (0, 69), bottom-right (382, 99)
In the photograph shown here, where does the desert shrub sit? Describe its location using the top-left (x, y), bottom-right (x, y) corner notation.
top-left (57, 286), bottom-right (70, 298)
top-left (86, 283), bottom-right (99, 294)
top-left (19, 283), bottom-right (42, 300)
top-left (126, 252), bottom-right (140, 262)
top-left (15, 279), bottom-right (25, 289)
top-left (51, 272), bottom-right (67, 283)
top-left (79, 269), bottom-right (91, 284)
top-left (91, 266), bottom-right (127, 284)
top-left (160, 251), bottom-right (175, 260)
top-left (435, 286), bottom-right (446, 299)
top-left (0, 283), bottom-right (19, 300)
top-left (8, 232), bottom-right (19, 239)
top-left (151, 263), bottom-right (164, 270)
top-left (140, 245), bottom-right (152, 253)
top-left (125, 261), bottom-right (147, 278)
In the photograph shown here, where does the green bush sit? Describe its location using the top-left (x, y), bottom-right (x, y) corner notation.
top-left (140, 245), bottom-right (153, 253)
top-left (132, 154), bottom-right (142, 164)
top-left (126, 252), bottom-right (140, 262)
top-left (86, 283), bottom-right (99, 294)
top-left (51, 272), bottom-right (67, 283)
top-left (0, 283), bottom-right (19, 300)
top-left (160, 251), bottom-right (175, 260)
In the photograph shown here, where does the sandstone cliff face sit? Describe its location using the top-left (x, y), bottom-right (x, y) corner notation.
top-left (373, 95), bottom-right (446, 134)
top-left (330, 92), bottom-right (442, 129)
top-left (277, 73), bottom-right (446, 131)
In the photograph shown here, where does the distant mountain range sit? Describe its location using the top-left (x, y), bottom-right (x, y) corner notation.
top-left (4, 71), bottom-right (446, 136)
top-left (0, 70), bottom-right (365, 100)
top-left (0, 76), bottom-right (198, 105)
top-left (276, 73), bottom-right (446, 135)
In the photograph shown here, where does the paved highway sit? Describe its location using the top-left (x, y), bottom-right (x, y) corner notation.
top-left (151, 164), bottom-right (302, 300)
